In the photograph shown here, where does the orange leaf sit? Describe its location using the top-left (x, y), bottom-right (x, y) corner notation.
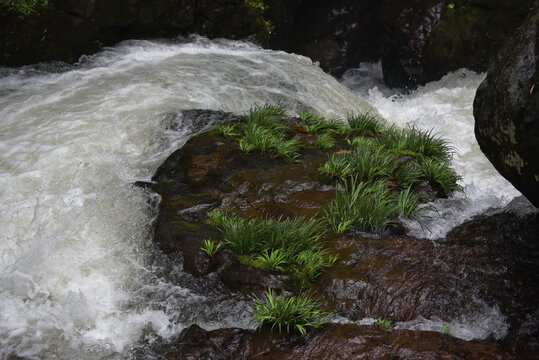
top-left (530, 83), bottom-right (535, 96)
top-left (335, 150), bottom-right (351, 155)
top-left (388, 182), bottom-right (397, 188)
top-left (293, 126), bottom-right (308, 133)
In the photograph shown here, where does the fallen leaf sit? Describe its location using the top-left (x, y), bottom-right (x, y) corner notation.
top-left (293, 126), bottom-right (308, 133)
top-left (530, 83), bottom-right (535, 96)
top-left (335, 150), bottom-right (351, 155)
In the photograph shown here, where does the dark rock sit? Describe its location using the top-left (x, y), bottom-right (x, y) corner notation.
top-left (312, 197), bottom-right (539, 358)
top-left (0, 0), bottom-right (270, 66)
top-left (265, 0), bottom-right (381, 76)
top-left (378, 0), bottom-right (443, 89)
top-left (149, 110), bottom-right (335, 290)
top-left (422, 0), bottom-right (533, 84)
top-left (159, 323), bottom-right (512, 359)
top-left (473, 5), bottom-right (539, 207)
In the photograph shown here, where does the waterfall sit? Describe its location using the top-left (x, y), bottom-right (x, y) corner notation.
top-left (0, 37), bottom-right (517, 359)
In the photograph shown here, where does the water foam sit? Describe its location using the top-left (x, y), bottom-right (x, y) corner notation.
top-left (0, 37), bottom-right (376, 359)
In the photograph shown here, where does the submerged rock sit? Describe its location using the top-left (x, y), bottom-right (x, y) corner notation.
top-left (312, 196), bottom-right (539, 358)
top-left (159, 323), bottom-right (512, 359)
top-left (473, 5), bottom-right (539, 207)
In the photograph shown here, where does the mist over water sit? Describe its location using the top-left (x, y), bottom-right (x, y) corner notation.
top-left (0, 38), bottom-right (520, 358)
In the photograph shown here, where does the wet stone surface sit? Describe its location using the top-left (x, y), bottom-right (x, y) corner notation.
top-left (147, 110), bottom-right (538, 359)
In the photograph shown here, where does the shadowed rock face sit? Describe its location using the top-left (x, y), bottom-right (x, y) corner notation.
top-left (473, 6), bottom-right (539, 208)
top-left (0, 0), bottom-right (270, 65)
top-left (157, 324), bottom-right (513, 359)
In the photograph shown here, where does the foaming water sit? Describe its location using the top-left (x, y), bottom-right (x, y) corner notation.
top-left (0, 37), bottom-right (375, 359)
top-left (342, 65), bottom-right (522, 239)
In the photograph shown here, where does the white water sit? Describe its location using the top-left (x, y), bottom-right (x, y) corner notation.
top-left (0, 38), bottom-right (519, 358)
top-left (342, 63), bottom-right (521, 239)
top-left (0, 37), bottom-right (376, 359)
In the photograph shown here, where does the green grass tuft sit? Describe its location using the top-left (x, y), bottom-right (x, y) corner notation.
top-left (200, 239), bottom-right (223, 258)
top-left (251, 287), bottom-right (332, 336)
top-left (324, 179), bottom-right (398, 233)
top-left (347, 113), bottom-right (383, 136)
top-left (420, 157), bottom-right (462, 195)
top-left (208, 210), bottom-right (335, 283)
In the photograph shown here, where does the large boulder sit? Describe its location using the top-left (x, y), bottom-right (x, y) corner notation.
top-left (266, 0), bottom-right (531, 88)
top-left (473, 6), bottom-right (539, 207)
top-left (0, 0), bottom-right (270, 65)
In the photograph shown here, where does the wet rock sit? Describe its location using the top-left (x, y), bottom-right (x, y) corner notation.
top-left (378, 0), bottom-right (443, 89)
top-left (265, 0), bottom-right (381, 76)
top-left (473, 5), bottom-right (539, 207)
top-left (0, 0), bottom-right (270, 66)
top-left (160, 323), bottom-right (512, 359)
top-left (422, 0), bottom-right (532, 84)
top-left (312, 196), bottom-right (539, 358)
top-left (150, 110), bottom-right (335, 288)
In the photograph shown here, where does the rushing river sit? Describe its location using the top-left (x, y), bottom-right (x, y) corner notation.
top-left (0, 37), bottom-right (521, 359)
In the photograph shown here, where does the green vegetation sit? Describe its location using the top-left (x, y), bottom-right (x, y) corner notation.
top-left (209, 209), bottom-right (336, 285)
top-left (222, 104), bottom-right (301, 161)
top-left (315, 132), bottom-right (335, 150)
top-left (347, 113), bottom-right (383, 136)
top-left (441, 325), bottom-right (450, 335)
top-left (251, 287), bottom-right (332, 336)
top-left (216, 124), bottom-right (238, 137)
top-left (375, 317), bottom-right (394, 332)
top-left (324, 179), bottom-right (398, 233)
top-left (420, 157), bottom-right (462, 195)
top-left (200, 239), bottom-right (223, 259)
top-left (0, 0), bottom-right (48, 15)
top-left (202, 105), bottom-right (463, 336)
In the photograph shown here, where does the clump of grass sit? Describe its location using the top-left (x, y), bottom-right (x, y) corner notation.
top-left (299, 112), bottom-right (345, 134)
top-left (392, 161), bottom-right (424, 190)
top-left (251, 287), bottom-right (332, 336)
top-left (216, 124), bottom-right (238, 137)
top-left (294, 250), bottom-right (338, 286)
top-left (324, 179), bottom-right (398, 233)
top-left (319, 148), bottom-right (396, 183)
top-left (396, 186), bottom-right (423, 220)
top-left (316, 132), bottom-right (335, 150)
top-left (441, 325), bottom-right (450, 336)
top-left (257, 249), bottom-right (287, 272)
top-left (347, 113), bottom-right (383, 136)
top-left (420, 157), bottom-right (462, 195)
top-left (237, 104), bottom-right (300, 161)
top-left (375, 317), bottom-right (394, 332)
top-left (208, 210), bottom-right (335, 284)
top-left (376, 126), bottom-right (455, 163)
top-left (200, 239), bottom-right (223, 259)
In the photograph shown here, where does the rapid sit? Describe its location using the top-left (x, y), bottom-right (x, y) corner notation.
top-left (0, 37), bottom-right (522, 359)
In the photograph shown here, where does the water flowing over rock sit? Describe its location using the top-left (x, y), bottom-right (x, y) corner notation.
top-left (156, 324), bottom-right (512, 359)
top-left (473, 5), bottom-right (539, 207)
top-left (147, 110), bottom-right (538, 358)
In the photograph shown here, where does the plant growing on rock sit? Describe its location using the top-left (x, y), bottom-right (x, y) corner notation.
top-left (347, 113), bottom-right (383, 136)
top-left (257, 249), bottom-right (287, 272)
top-left (324, 179), bottom-right (398, 233)
top-left (208, 210), bottom-right (335, 284)
top-left (200, 239), bottom-right (223, 259)
top-left (375, 317), bottom-right (394, 332)
top-left (236, 104), bottom-right (301, 161)
top-left (420, 157), bottom-right (462, 195)
top-left (251, 287), bottom-right (332, 336)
